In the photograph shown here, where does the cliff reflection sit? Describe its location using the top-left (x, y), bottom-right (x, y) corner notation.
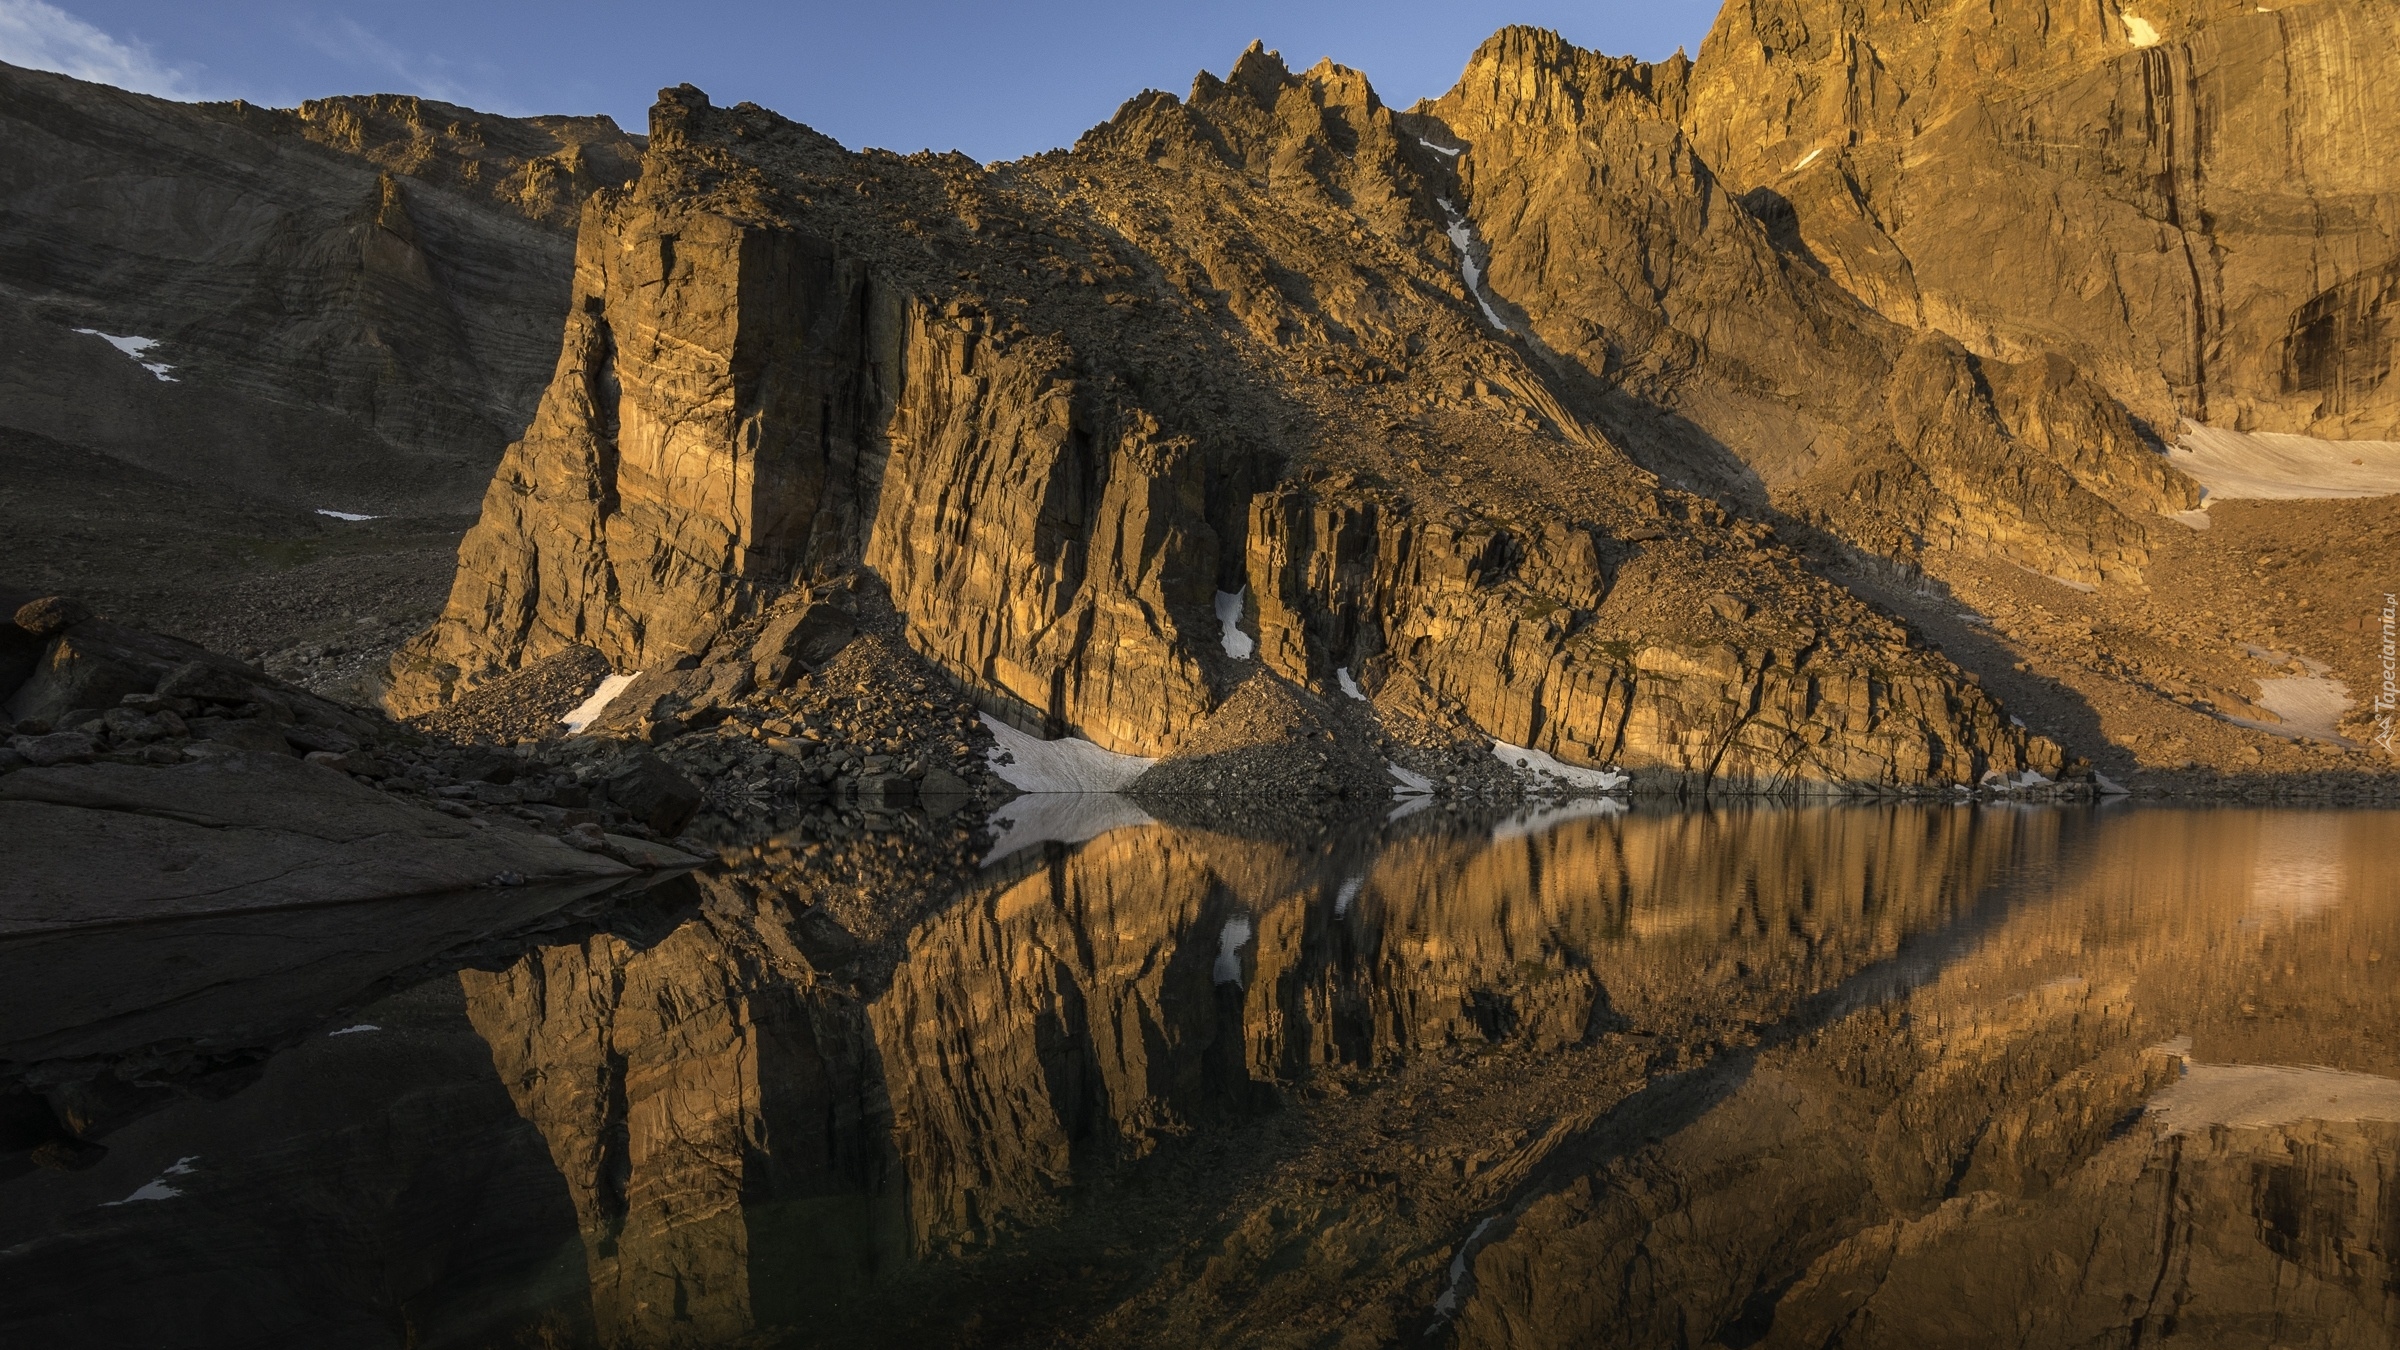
top-left (452, 805), bottom-right (2400, 1348)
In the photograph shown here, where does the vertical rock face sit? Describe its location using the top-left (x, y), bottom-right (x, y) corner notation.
top-left (1423, 27), bottom-right (2200, 587)
top-left (388, 187), bottom-right (900, 708)
top-left (394, 75), bottom-right (2052, 789)
top-left (863, 318), bottom-right (1225, 750)
top-left (1682, 0), bottom-right (2400, 439)
top-left (1248, 481), bottom-right (2051, 789)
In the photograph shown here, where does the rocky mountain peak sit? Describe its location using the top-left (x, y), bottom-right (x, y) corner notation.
top-left (1437, 24), bottom-right (1690, 132)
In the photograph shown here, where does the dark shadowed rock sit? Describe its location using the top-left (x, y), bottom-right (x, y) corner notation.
top-left (598, 745), bottom-right (705, 834)
top-left (750, 601), bottom-right (856, 687)
top-left (0, 751), bottom-right (639, 934)
top-left (12, 596), bottom-right (89, 638)
top-left (8, 731), bottom-right (95, 767)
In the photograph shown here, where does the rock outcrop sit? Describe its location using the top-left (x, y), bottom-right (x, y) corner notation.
top-left (1421, 27), bottom-right (2201, 585)
top-left (394, 77), bottom-right (2051, 790)
top-left (1684, 0), bottom-right (2400, 442)
top-left (0, 60), bottom-right (638, 515)
top-left (0, 752), bottom-right (635, 934)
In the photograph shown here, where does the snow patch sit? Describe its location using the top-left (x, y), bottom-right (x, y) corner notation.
top-left (103, 1157), bottom-right (198, 1206)
top-left (73, 328), bottom-right (176, 380)
top-left (2149, 1061), bottom-right (2400, 1134)
top-left (1980, 769), bottom-right (2053, 790)
top-left (1415, 136), bottom-right (1462, 159)
top-left (1337, 667), bottom-right (1368, 701)
top-left (1215, 589), bottom-right (1255, 660)
top-left (1491, 741), bottom-right (1629, 792)
top-left (1433, 1216), bottom-right (1499, 1317)
top-left (2171, 422), bottom-right (2400, 500)
top-left (982, 714), bottom-right (1156, 793)
top-left (2252, 675), bottom-right (2354, 741)
top-left (2168, 508), bottom-right (2212, 530)
top-left (2223, 647), bottom-right (2355, 742)
top-left (1787, 146), bottom-right (1825, 174)
top-left (1386, 761), bottom-right (1434, 796)
top-left (1212, 915), bottom-right (1254, 985)
top-left (2123, 11), bottom-right (2162, 46)
top-left (982, 792), bottom-right (1154, 865)
top-left (561, 672), bottom-right (638, 733)
top-left (1435, 197), bottom-right (1515, 332)
top-left (1333, 876), bottom-right (1365, 917)
top-left (314, 509), bottom-right (379, 522)
top-left (2093, 771), bottom-right (2131, 796)
top-left (328, 1024), bottom-right (381, 1036)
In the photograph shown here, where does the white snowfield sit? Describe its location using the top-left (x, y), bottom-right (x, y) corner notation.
top-left (1385, 761), bottom-right (1434, 796)
top-left (1979, 768), bottom-right (2054, 790)
top-left (1215, 589), bottom-right (1255, 660)
top-left (2171, 422), bottom-right (2400, 500)
top-left (561, 672), bottom-right (638, 732)
top-left (1337, 667), bottom-right (1368, 701)
top-left (981, 792), bottom-right (1154, 865)
top-left (315, 509), bottom-right (379, 522)
top-left (1491, 740), bottom-right (1629, 792)
top-left (2122, 11), bottom-right (2162, 47)
top-left (2148, 1059), bottom-right (2400, 1135)
top-left (981, 713), bottom-right (1155, 792)
top-left (73, 328), bottom-right (176, 381)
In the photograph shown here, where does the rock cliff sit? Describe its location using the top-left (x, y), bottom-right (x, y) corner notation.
top-left (1421, 27), bottom-right (2201, 586)
top-left (394, 75), bottom-right (2052, 790)
top-left (1683, 0), bottom-right (2400, 441)
top-left (0, 61), bottom-right (639, 515)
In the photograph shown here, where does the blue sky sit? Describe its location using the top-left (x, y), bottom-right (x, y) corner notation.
top-left (0, 0), bottom-right (1719, 160)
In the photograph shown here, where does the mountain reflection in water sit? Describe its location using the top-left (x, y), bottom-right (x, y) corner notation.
top-left (4, 804), bottom-right (2397, 1349)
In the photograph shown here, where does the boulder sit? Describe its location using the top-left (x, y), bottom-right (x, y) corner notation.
top-left (8, 732), bottom-right (95, 767)
top-left (751, 602), bottom-right (856, 687)
top-left (6, 635), bottom-right (154, 728)
top-left (855, 772), bottom-right (918, 810)
top-left (12, 596), bottom-right (90, 638)
top-left (598, 745), bottom-right (705, 834)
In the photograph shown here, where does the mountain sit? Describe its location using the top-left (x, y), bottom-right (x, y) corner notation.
top-left (0, 62), bottom-right (637, 683)
top-left (380, 69), bottom-right (2060, 793)
top-left (3, 0), bottom-right (2394, 794)
top-left (1686, 0), bottom-right (2400, 442)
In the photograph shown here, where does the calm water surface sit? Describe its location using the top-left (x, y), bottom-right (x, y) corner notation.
top-left (4, 802), bottom-right (2396, 1348)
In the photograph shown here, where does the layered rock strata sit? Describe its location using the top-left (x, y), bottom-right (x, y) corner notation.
top-left (395, 77), bottom-right (2051, 790)
top-left (1684, 0), bottom-right (2400, 441)
top-left (1249, 481), bottom-right (2053, 788)
top-left (0, 61), bottom-right (639, 513)
top-left (1421, 28), bottom-right (2202, 585)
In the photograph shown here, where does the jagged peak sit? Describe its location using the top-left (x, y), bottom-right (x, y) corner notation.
top-left (1438, 25), bottom-right (1685, 129)
top-left (1225, 39), bottom-right (1292, 106)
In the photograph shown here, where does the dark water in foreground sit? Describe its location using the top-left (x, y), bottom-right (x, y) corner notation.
top-left (4, 803), bottom-right (2397, 1349)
